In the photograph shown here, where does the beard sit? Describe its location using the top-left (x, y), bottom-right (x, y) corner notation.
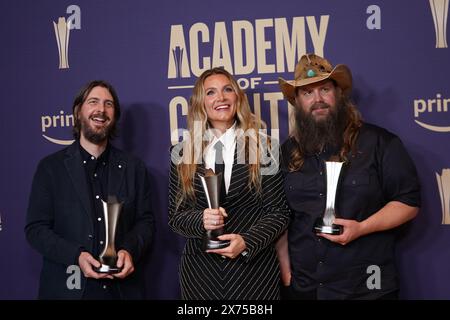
top-left (79, 112), bottom-right (114, 144)
top-left (294, 99), bottom-right (348, 155)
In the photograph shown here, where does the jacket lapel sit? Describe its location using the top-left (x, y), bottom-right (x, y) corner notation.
top-left (223, 146), bottom-right (248, 205)
top-left (64, 142), bottom-right (92, 219)
top-left (193, 164), bottom-right (208, 208)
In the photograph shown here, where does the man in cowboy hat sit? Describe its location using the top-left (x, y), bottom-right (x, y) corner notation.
top-left (276, 54), bottom-right (421, 299)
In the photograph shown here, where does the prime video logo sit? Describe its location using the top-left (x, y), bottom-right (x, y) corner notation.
top-left (414, 93), bottom-right (450, 132)
top-left (41, 110), bottom-right (75, 145)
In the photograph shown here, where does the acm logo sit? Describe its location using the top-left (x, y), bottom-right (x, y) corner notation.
top-left (53, 5), bottom-right (81, 69)
top-left (429, 0), bottom-right (448, 48)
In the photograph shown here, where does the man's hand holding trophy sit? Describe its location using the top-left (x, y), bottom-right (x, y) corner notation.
top-left (78, 195), bottom-right (135, 279)
top-left (313, 161), bottom-right (345, 235)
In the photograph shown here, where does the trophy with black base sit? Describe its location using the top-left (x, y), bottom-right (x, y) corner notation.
top-left (199, 169), bottom-right (230, 251)
top-left (94, 195), bottom-right (123, 274)
top-left (313, 161), bottom-right (344, 235)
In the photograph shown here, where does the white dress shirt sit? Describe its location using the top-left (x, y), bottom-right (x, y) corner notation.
top-left (204, 123), bottom-right (236, 194)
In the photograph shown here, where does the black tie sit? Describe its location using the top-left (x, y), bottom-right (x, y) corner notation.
top-left (214, 141), bottom-right (226, 203)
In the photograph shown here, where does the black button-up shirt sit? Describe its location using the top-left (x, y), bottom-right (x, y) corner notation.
top-left (80, 143), bottom-right (110, 257)
top-left (79, 142), bottom-right (120, 299)
top-left (281, 123), bottom-right (421, 299)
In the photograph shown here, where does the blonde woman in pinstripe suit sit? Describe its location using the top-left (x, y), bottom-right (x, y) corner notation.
top-left (168, 68), bottom-right (290, 300)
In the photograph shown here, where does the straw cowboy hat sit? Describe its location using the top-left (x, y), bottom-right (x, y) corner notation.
top-left (278, 54), bottom-right (352, 106)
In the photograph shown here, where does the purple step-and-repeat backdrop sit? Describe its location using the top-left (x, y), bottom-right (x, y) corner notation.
top-left (0, 0), bottom-right (449, 299)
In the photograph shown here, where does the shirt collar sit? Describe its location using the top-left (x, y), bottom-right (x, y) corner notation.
top-left (213, 122), bottom-right (236, 151)
top-left (78, 140), bottom-right (110, 163)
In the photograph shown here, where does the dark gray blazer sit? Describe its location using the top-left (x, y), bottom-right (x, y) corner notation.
top-left (26, 142), bottom-right (154, 299)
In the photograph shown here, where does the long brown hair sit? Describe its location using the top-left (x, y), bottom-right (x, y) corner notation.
top-left (176, 68), bottom-right (265, 203)
top-left (288, 93), bottom-right (362, 171)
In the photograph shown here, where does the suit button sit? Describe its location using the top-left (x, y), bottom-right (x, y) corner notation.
top-left (88, 234), bottom-right (93, 239)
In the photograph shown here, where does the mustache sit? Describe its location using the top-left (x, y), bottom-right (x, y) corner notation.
top-left (310, 102), bottom-right (330, 111)
top-left (89, 112), bottom-right (110, 121)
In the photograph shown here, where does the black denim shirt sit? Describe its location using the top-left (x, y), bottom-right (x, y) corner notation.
top-left (281, 123), bottom-right (421, 299)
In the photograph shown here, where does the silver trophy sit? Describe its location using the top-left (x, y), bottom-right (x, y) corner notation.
top-left (199, 169), bottom-right (230, 250)
top-left (94, 195), bottom-right (123, 274)
top-left (313, 161), bottom-right (344, 235)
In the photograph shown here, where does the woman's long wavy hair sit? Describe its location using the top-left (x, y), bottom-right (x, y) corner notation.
top-left (288, 91), bottom-right (362, 172)
top-left (177, 67), bottom-right (265, 203)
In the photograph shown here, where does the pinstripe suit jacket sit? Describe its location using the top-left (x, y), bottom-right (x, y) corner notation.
top-left (168, 146), bottom-right (290, 300)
